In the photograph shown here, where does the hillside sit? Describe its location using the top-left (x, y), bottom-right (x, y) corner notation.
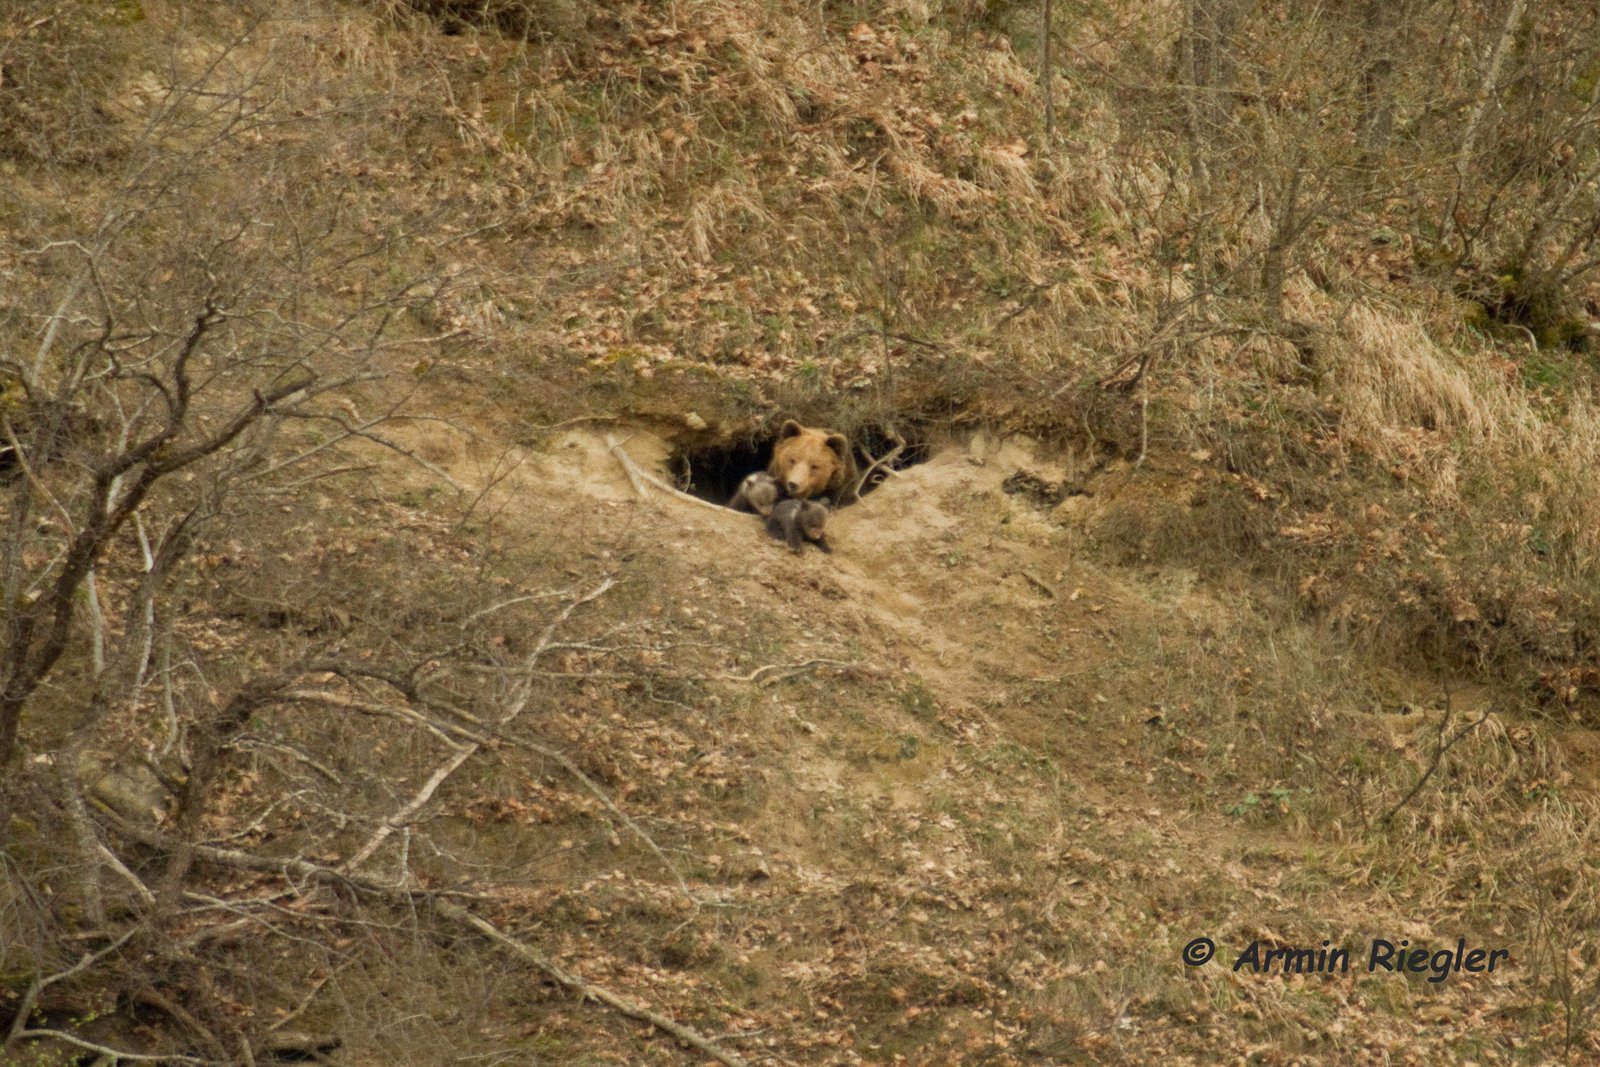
top-left (3, 1), bottom-right (1600, 1064)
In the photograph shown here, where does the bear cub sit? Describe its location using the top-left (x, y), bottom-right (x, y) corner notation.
top-left (727, 470), bottom-right (781, 516)
top-left (766, 498), bottom-right (832, 555)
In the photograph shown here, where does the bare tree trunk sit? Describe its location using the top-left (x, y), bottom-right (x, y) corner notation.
top-left (1357, 0), bottom-right (1400, 157)
top-left (1261, 162), bottom-right (1306, 321)
top-left (1442, 0), bottom-right (1530, 250)
top-left (1042, 0), bottom-right (1054, 138)
top-left (1181, 0), bottom-right (1254, 137)
top-left (1178, 0), bottom-right (1208, 193)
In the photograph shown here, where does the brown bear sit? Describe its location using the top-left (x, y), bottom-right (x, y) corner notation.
top-left (767, 419), bottom-right (856, 502)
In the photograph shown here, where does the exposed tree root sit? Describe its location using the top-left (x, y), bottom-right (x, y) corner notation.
top-left (607, 434), bottom-right (731, 513)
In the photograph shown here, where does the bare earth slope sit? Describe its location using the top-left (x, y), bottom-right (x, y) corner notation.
top-left (359, 418), bottom-right (1550, 1064)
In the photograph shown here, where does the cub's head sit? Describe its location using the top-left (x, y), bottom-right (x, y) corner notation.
top-left (769, 419), bottom-right (851, 499)
top-left (797, 500), bottom-right (830, 539)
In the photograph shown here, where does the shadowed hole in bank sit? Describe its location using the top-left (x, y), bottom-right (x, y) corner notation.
top-left (667, 424), bottom-right (932, 507)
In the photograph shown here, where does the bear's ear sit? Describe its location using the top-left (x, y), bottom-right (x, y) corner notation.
top-left (825, 433), bottom-right (849, 460)
top-left (777, 419), bottom-right (804, 439)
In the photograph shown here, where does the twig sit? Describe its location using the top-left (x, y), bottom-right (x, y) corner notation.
top-left (282, 688), bottom-right (479, 749)
top-left (133, 988), bottom-right (226, 1059)
top-left (837, 326), bottom-right (945, 352)
top-left (0, 410), bottom-right (77, 535)
top-left (464, 591), bottom-right (568, 624)
top-left (97, 842), bottom-right (157, 905)
top-left (611, 436), bottom-right (651, 499)
top-left (341, 742), bottom-right (475, 872)
top-left (1380, 709), bottom-right (1491, 826)
top-left (530, 413), bottom-right (620, 431)
top-left (1042, 0), bottom-right (1055, 137)
top-left (1019, 571), bottom-right (1057, 598)
top-left (265, 970), bottom-right (340, 1033)
top-left (1134, 390), bottom-right (1149, 468)
top-left (993, 285), bottom-right (1049, 328)
top-left (319, 425), bottom-right (466, 493)
top-left (514, 736), bottom-right (692, 899)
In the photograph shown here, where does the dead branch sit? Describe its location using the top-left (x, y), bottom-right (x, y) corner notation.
top-left (837, 325), bottom-right (945, 352)
top-left (7, 1029), bottom-right (205, 1065)
top-left (513, 734), bottom-right (692, 900)
top-left (1442, 0), bottom-right (1530, 250)
top-left (1018, 570), bottom-right (1057, 598)
top-left (530, 413), bottom-right (620, 431)
top-left (265, 970), bottom-right (341, 1034)
top-left (436, 900), bottom-right (752, 1067)
top-left (270, 408), bottom-right (466, 492)
top-left (133, 988), bottom-right (227, 1060)
top-left (611, 436), bottom-right (652, 500)
top-left (341, 740), bottom-right (475, 873)
top-left (54, 758), bottom-right (107, 929)
top-left (294, 667), bottom-right (701, 902)
top-left (1134, 390), bottom-right (1149, 467)
top-left (97, 842), bottom-right (157, 905)
top-left (281, 688), bottom-right (482, 748)
top-left (0, 410), bottom-right (77, 535)
top-left (847, 427), bottom-right (905, 502)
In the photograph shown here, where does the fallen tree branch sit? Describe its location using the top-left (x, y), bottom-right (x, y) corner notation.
top-left (837, 325), bottom-right (945, 352)
top-left (8, 1028), bottom-right (205, 1065)
top-left (531, 413), bottom-right (621, 431)
top-left (342, 740), bottom-right (475, 871)
top-left (282, 688), bottom-right (479, 748)
top-left (434, 900), bottom-right (751, 1067)
top-left (513, 735), bottom-right (692, 900)
top-left (300, 643), bottom-right (693, 900)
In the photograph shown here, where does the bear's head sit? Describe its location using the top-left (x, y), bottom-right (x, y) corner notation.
top-left (768, 419), bottom-right (852, 500)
